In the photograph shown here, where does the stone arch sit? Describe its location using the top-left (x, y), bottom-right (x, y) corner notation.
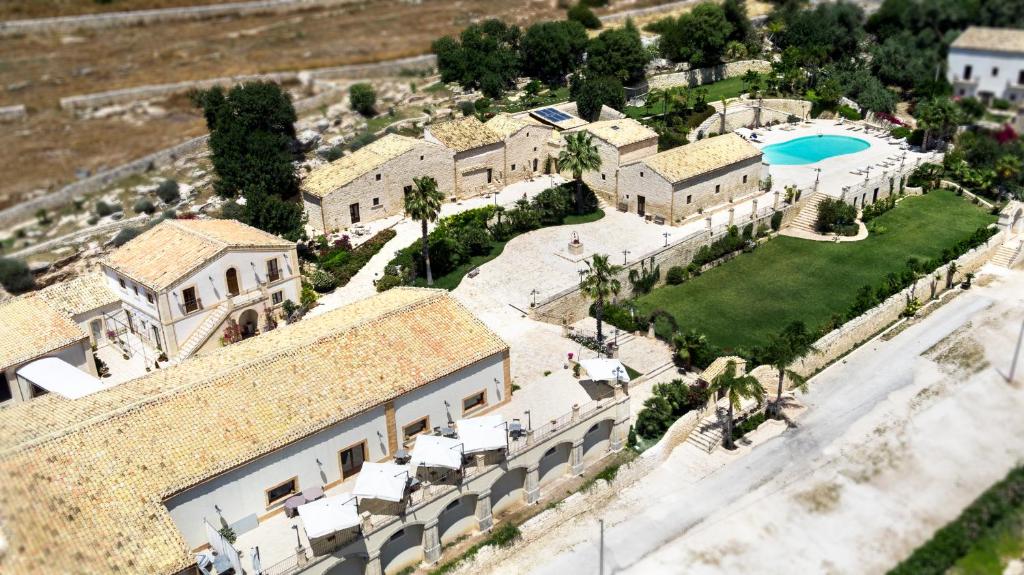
top-left (238, 308), bottom-right (259, 338)
top-left (379, 522), bottom-right (425, 575)
top-left (490, 467), bottom-right (527, 516)
top-left (538, 442), bottom-right (572, 487)
top-left (437, 493), bottom-right (479, 544)
top-left (324, 553), bottom-right (367, 575)
top-left (582, 419), bottom-right (614, 465)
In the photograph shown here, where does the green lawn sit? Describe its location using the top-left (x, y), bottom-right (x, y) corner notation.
top-left (953, 509), bottom-right (1024, 574)
top-left (626, 76), bottom-right (747, 119)
top-left (634, 190), bottom-right (995, 352)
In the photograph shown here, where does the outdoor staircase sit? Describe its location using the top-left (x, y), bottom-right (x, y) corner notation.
top-left (686, 408), bottom-right (725, 454)
top-left (787, 191), bottom-right (828, 235)
top-left (991, 236), bottom-right (1024, 269)
top-left (176, 290), bottom-right (265, 360)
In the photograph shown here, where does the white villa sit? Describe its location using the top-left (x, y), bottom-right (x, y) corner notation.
top-left (101, 218), bottom-right (300, 362)
top-left (948, 26), bottom-right (1024, 104)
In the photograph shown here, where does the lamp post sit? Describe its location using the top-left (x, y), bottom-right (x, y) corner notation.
top-left (662, 231), bottom-right (671, 246)
top-left (621, 249), bottom-right (630, 264)
top-left (530, 288), bottom-right (539, 307)
top-left (814, 167), bottom-right (821, 192)
top-left (524, 410), bottom-right (532, 430)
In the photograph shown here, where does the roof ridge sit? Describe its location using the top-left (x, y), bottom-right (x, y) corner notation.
top-left (163, 218), bottom-right (230, 248)
top-left (0, 288), bottom-right (449, 458)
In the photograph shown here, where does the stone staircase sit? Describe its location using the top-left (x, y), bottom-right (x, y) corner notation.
top-left (686, 407), bottom-right (725, 453)
top-left (991, 236), bottom-right (1023, 269)
top-left (176, 290), bottom-right (265, 360)
top-left (786, 191), bottom-right (828, 235)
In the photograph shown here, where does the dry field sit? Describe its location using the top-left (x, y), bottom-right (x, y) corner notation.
top-left (1, 0), bottom-right (232, 20)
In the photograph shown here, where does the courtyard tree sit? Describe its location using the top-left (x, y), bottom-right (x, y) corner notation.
top-left (405, 176), bottom-right (445, 286)
top-left (573, 74), bottom-right (625, 121)
top-left (758, 320), bottom-right (815, 417)
top-left (349, 83), bottom-right (377, 117)
top-left (580, 254), bottom-right (622, 342)
top-left (707, 360), bottom-right (765, 449)
top-left (583, 20), bottom-right (649, 86)
top-left (431, 19), bottom-right (521, 98)
top-left (916, 97), bottom-right (962, 151)
top-left (672, 329), bottom-right (710, 372)
top-left (521, 20), bottom-right (589, 86)
top-left (658, 2), bottom-right (734, 67)
top-left (557, 131), bottom-right (602, 213)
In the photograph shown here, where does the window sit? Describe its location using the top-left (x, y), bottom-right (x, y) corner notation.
top-left (511, 163), bottom-right (516, 171)
top-left (1019, 70), bottom-right (1024, 85)
top-left (742, 175), bottom-right (748, 184)
top-left (0, 373), bottom-right (12, 403)
top-left (272, 291), bottom-right (283, 305)
top-left (372, 197), bottom-right (380, 207)
top-left (267, 258), bottom-right (281, 283)
top-left (133, 285), bottom-right (139, 296)
top-left (145, 291), bottom-right (154, 304)
top-left (30, 384), bottom-right (48, 398)
top-left (404, 185), bottom-right (413, 196)
top-left (265, 477), bottom-right (299, 506)
top-left (118, 278), bottom-right (126, 290)
top-left (964, 65), bottom-right (972, 80)
top-left (403, 417), bottom-right (429, 440)
top-left (601, 173), bottom-right (606, 181)
top-left (992, 67), bottom-right (999, 77)
top-left (420, 155), bottom-right (424, 161)
top-left (462, 391), bottom-right (487, 415)
top-left (486, 169), bottom-right (493, 184)
top-left (375, 173), bottom-right (381, 181)
top-left (640, 171), bottom-right (644, 178)
top-left (339, 442), bottom-right (367, 478)
top-left (715, 184), bottom-right (721, 194)
top-left (533, 146), bottom-right (538, 152)
top-left (686, 195), bottom-right (692, 204)
top-left (182, 287), bottom-right (200, 313)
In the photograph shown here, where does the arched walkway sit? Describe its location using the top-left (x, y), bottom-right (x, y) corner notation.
top-left (437, 493), bottom-right (478, 545)
top-left (538, 442), bottom-right (572, 487)
top-left (582, 419), bottom-right (614, 465)
top-left (324, 553), bottom-right (367, 575)
top-left (238, 309), bottom-right (259, 338)
top-left (380, 523), bottom-right (424, 575)
top-left (490, 467), bottom-right (527, 516)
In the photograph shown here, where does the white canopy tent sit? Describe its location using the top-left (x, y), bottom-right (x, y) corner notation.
top-left (456, 414), bottom-right (507, 454)
top-left (410, 434), bottom-right (463, 470)
top-left (16, 357), bottom-right (105, 399)
top-left (298, 495), bottom-right (360, 539)
top-left (578, 358), bottom-right (631, 383)
top-left (351, 462), bottom-right (410, 503)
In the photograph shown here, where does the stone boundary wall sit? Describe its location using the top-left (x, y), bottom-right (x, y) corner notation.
top-left (646, 60), bottom-right (772, 91)
top-left (0, 0), bottom-right (361, 36)
top-left (696, 98), bottom-right (812, 136)
top-left (792, 227), bottom-right (1006, 378)
top-left (531, 204), bottom-right (791, 325)
top-left (0, 105), bottom-right (27, 122)
top-left (8, 215), bottom-right (149, 259)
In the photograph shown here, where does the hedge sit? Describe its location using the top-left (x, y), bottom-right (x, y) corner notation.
top-left (889, 465), bottom-right (1024, 575)
top-left (319, 228), bottom-right (397, 287)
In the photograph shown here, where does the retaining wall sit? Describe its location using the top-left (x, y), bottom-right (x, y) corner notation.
top-left (646, 60), bottom-right (772, 91)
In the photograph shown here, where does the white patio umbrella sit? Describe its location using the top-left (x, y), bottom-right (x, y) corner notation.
top-left (410, 434), bottom-right (464, 470)
top-left (578, 358), bottom-right (631, 383)
top-left (456, 414), bottom-right (507, 453)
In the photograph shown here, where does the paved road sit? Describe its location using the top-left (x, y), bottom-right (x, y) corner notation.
top-left (501, 268), bottom-right (1023, 575)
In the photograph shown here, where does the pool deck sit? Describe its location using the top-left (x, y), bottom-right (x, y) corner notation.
top-left (749, 120), bottom-right (940, 200)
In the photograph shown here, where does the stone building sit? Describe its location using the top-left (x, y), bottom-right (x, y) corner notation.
top-left (947, 26), bottom-right (1024, 104)
top-left (424, 116), bottom-right (506, 197)
top-left (301, 134), bottom-right (454, 233)
top-left (35, 272), bottom-right (121, 346)
top-left (618, 133), bottom-right (764, 224)
top-left (566, 118), bottom-right (658, 200)
top-left (484, 113), bottom-right (555, 185)
top-left (101, 219), bottom-right (300, 362)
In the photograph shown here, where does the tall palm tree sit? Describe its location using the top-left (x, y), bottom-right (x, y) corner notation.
top-left (707, 361), bottom-right (765, 450)
top-left (916, 97), bottom-right (961, 151)
top-left (579, 253), bottom-right (621, 343)
top-left (672, 329), bottom-right (708, 372)
top-left (405, 176), bottom-right (445, 286)
top-left (646, 88), bottom-right (667, 120)
top-left (558, 131), bottom-right (602, 214)
top-left (759, 321), bottom-right (815, 417)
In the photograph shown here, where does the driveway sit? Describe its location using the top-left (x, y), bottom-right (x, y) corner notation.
top-left (478, 266), bottom-right (1024, 575)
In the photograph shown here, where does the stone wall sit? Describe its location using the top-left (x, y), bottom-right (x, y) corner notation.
top-left (531, 204), bottom-right (789, 325)
top-left (697, 99), bottom-right (813, 136)
top-left (646, 60), bottom-right (772, 91)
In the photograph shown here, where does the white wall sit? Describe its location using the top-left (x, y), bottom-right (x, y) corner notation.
top-left (165, 406), bottom-right (389, 549)
top-left (948, 48), bottom-right (1024, 102)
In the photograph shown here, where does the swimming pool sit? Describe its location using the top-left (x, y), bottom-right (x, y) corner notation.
top-left (761, 135), bottom-right (870, 165)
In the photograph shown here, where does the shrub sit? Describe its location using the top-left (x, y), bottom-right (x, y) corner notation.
top-left (567, 3), bottom-right (601, 29)
top-left (770, 211), bottom-right (783, 231)
top-left (375, 273), bottom-right (404, 292)
top-left (111, 227), bottom-right (142, 247)
top-left (594, 300), bottom-right (638, 332)
top-left (890, 126), bottom-right (912, 140)
top-left (35, 209), bottom-right (50, 225)
top-left (349, 83), bottom-right (377, 117)
top-left (907, 129), bottom-right (925, 147)
top-left (320, 229), bottom-right (397, 286)
top-left (318, 145), bottom-right (344, 161)
top-left (666, 265), bottom-right (687, 285)
top-left (837, 105), bottom-right (861, 121)
top-left (992, 98), bottom-right (1011, 110)
top-left (309, 268), bottom-right (338, 293)
top-left (0, 257), bottom-right (34, 293)
top-left (95, 201), bottom-right (117, 217)
top-left (731, 411), bottom-right (766, 440)
top-left (861, 195), bottom-right (896, 222)
top-left (458, 101), bottom-right (476, 117)
top-left (133, 198), bottom-right (156, 215)
top-left (815, 198), bottom-right (858, 235)
top-left (634, 380), bottom-right (710, 440)
top-left (300, 284), bottom-right (318, 308)
top-left (155, 180), bottom-right (180, 204)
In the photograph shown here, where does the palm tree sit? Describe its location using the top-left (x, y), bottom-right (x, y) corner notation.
top-left (672, 329), bottom-right (708, 372)
top-left (759, 321), bottom-right (815, 417)
top-left (707, 361), bottom-right (765, 449)
top-left (916, 97), bottom-right (961, 151)
top-left (946, 261), bottom-right (959, 289)
top-left (995, 154), bottom-right (1022, 198)
top-left (558, 131), bottom-right (602, 214)
top-left (405, 176), bottom-right (445, 286)
top-left (646, 88), bottom-right (667, 120)
top-left (579, 254), bottom-right (621, 342)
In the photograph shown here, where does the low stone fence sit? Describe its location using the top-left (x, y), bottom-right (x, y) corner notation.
top-left (696, 98), bottom-right (812, 136)
top-left (0, 0), bottom-right (361, 36)
top-left (646, 60), bottom-right (771, 92)
top-left (531, 204), bottom-right (791, 326)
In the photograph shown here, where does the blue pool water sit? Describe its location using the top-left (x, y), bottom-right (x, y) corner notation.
top-left (761, 135), bottom-right (870, 165)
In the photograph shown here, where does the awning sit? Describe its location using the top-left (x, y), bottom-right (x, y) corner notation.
top-left (456, 415), bottom-right (507, 454)
top-left (16, 357), bottom-right (105, 399)
top-left (410, 435), bottom-right (464, 470)
top-left (298, 495), bottom-right (359, 539)
top-left (578, 358), bottom-right (631, 383)
top-left (352, 462), bottom-right (410, 503)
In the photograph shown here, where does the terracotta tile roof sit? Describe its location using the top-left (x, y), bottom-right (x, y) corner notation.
top-left (700, 356), bottom-right (747, 383)
top-left (639, 133), bottom-right (761, 184)
top-left (485, 113), bottom-right (531, 138)
top-left (0, 288), bottom-right (508, 575)
top-left (103, 219), bottom-right (294, 291)
top-left (0, 296), bottom-right (87, 371)
top-left (426, 116), bottom-right (503, 152)
top-left (951, 26), bottom-right (1024, 54)
top-left (576, 119), bottom-right (658, 148)
top-left (35, 272), bottom-right (119, 317)
top-left (302, 134), bottom-right (428, 199)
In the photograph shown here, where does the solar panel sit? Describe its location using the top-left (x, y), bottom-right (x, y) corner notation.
top-left (534, 107), bottom-right (573, 123)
